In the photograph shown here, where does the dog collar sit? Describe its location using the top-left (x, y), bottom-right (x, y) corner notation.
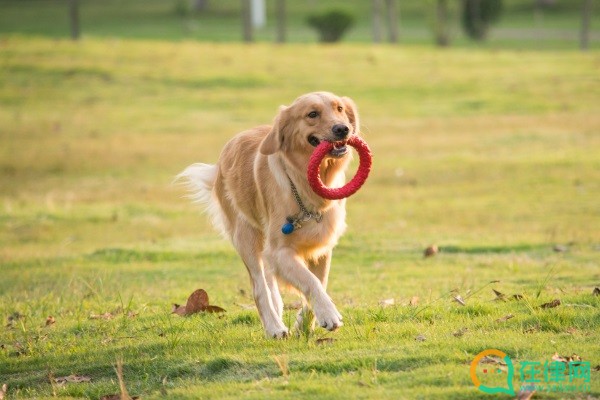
top-left (281, 176), bottom-right (322, 235)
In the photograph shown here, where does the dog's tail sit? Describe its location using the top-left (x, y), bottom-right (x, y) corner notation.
top-left (176, 163), bottom-right (227, 237)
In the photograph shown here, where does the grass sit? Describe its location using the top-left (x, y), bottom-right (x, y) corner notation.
top-left (1, 36), bottom-right (599, 398)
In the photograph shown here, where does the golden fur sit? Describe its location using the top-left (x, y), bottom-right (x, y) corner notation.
top-left (179, 92), bottom-right (360, 338)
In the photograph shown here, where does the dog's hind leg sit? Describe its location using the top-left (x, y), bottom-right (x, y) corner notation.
top-left (233, 221), bottom-right (288, 339)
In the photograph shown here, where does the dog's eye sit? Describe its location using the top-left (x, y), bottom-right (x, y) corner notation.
top-left (337, 106), bottom-right (343, 112)
top-left (307, 111), bottom-right (319, 119)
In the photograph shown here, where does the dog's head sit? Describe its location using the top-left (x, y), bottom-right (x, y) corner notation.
top-left (259, 92), bottom-right (360, 165)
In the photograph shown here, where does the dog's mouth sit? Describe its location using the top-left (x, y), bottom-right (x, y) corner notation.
top-left (329, 142), bottom-right (348, 158)
top-left (308, 135), bottom-right (349, 158)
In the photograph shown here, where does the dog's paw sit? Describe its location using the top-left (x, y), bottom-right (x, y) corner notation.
top-left (265, 325), bottom-right (289, 339)
top-left (313, 302), bottom-right (343, 331)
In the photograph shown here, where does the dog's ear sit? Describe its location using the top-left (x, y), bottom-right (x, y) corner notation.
top-left (342, 97), bottom-right (360, 135)
top-left (260, 105), bottom-right (289, 155)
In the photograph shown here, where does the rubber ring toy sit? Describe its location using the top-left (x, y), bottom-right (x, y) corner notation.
top-left (307, 135), bottom-right (372, 200)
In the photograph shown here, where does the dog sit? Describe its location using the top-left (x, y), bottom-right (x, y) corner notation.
top-left (178, 92), bottom-right (360, 338)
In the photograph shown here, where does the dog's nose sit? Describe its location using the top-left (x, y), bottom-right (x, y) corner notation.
top-left (332, 124), bottom-right (349, 139)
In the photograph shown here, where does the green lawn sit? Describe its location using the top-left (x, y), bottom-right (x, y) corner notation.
top-left (0, 36), bottom-right (599, 398)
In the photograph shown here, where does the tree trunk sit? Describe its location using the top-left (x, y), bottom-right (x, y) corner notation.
top-left (385, 0), bottom-right (399, 43)
top-left (372, 0), bottom-right (383, 43)
top-left (276, 0), bottom-right (286, 43)
top-left (435, 0), bottom-right (450, 46)
top-left (69, 0), bottom-right (80, 40)
top-left (192, 0), bottom-right (208, 12)
top-left (241, 0), bottom-right (253, 42)
top-left (580, 0), bottom-right (592, 51)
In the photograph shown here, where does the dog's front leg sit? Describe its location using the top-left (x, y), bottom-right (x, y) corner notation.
top-left (233, 224), bottom-right (288, 339)
top-left (294, 250), bottom-right (332, 333)
top-left (266, 248), bottom-right (342, 331)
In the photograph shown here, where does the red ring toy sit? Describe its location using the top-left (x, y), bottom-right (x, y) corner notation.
top-left (307, 135), bottom-right (372, 200)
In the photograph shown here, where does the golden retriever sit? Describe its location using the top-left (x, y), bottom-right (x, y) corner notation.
top-left (178, 92), bottom-right (359, 338)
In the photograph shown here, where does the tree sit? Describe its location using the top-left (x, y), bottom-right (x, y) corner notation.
top-left (241, 0), bottom-right (253, 42)
top-left (372, 0), bottom-right (383, 43)
top-left (385, 0), bottom-right (399, 43)
top-left (276, 0), bottom-right (286, 43)
top-left (461, 0), bottom-right (503, 41)
top-left (435, 0), bottom-right (451, 46)
top-left (580, 0), bottom-right (592, 51)
top-left (192, 0), bottom-right (208, 12)
top-left (69, 0), bottom-right (80, 40)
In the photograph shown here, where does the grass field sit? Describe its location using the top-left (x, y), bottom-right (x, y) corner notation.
top-left (1, 35), bottom-right (600, 399)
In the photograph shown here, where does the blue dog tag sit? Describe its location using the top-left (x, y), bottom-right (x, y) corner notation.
top-left (281, 222), bottom-right (294, 235)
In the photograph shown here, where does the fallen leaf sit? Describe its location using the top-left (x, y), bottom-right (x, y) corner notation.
top-left (512, 294), bottom-right (524, 300)
top-left (452, 295), bottom-right (466, 306)
top-left (495, 314), bottom-right (514, 323)
top-left (452, 327), bottom-right (468, 337)
top-left (54, 375), bottom-right (91, 385)
top-left (379, 298), bottom-right (395, 307)
top-left (552, 352), bottom-right (582, 364)
top-left (172, 289), bottom-right (226, 316)
top-left (492, 289), bottom-right (506, 302)
top-left (424, 245), bottom-right (438, 258)
top-left (593, 287), bottom-right (600, 296)
top-left (408, 296), bottom-right (419, 306)
top-left (553, 244), bottom-right (568, 252)
top-left (45, 316), bottom-right (56, 326)
top-left (565, 327), bottom-right (577, 335)
top-left (516, 389), bottom-right (535, 400)
top-left (100, 395), bottom-right (140, 400)
top-left (89, 312), bottom-right (114, 320)
top-left (540, 299), bottom-right (561, 309)
top-left (284, 301), bottom-right (302, 310)
top-left (524, 324), bottom-right (540, 334)
top-left (593, 365), bottom-right (600, 372)
top-left (0, 384), bottom-right (6, 400)
top-left (204, 305), bottom-right (226, 313)
top-left (415, 334), bottom-right (426, 342)
top-left (315, 338), bottom-right (337, 345)
top-left (479, 355), bottom-right (506, 366)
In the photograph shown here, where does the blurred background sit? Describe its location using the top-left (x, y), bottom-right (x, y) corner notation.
top-left (0, 0), bottom-right (598, 49)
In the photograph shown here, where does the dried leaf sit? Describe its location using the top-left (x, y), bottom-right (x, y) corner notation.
top-left (452, 295), bottom-right (466, 306)
top-left (551, 352), bottom-right (582, 364)
top-left (379, 298), bottom-right (395, 307)
top-left (54, 375), bottom-right (91, 385)
top-left (553, 244), bottom-right (568, 252)
top-left (495, 314), bottom-right (514, 323)
top-left (45, 316), bottom-right (56, 326)
top-left (424, 245), bottom-right (438, 258)
top-left (185, 289), bottom-right (210, 314)
top-left (492, 289), bottom-right (506, 302)
top-left (89, 312), bottom-right (114, 320)
top-left (524, 324), bottom-right (540, 334)
top-left (593, 365), bottom-right (600, 372)
top-left (565, 327), bottom-right (577, 335)
top-left (203, 305), bottom-right (226, 313)
top-left (284, 301), bottom-right (302, 310)
top-left (0, 384), bottom-right (6, 400)
top-left (315, 338), bottom-right (337, 345)
top-left (452, 327), bottom-right (468, 337)
top-left (172, 289), bottom-right (226, 316)
top-left (408, 296), bottom-right (419, 306)
top-left (512, 294), bottom-right (524, 300)
top-left (593, 287), bottom-right (600, 296)
top-left (516, 390), bottom-right (535, 400)
top-left (100, 395), bottom-right (139, 400)
top-left (479, 355), bottom-right (506, 366)
top-left (540, 299), bottom-right (561, 309)
top-left (415, 334), bottom-right (426, 342)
